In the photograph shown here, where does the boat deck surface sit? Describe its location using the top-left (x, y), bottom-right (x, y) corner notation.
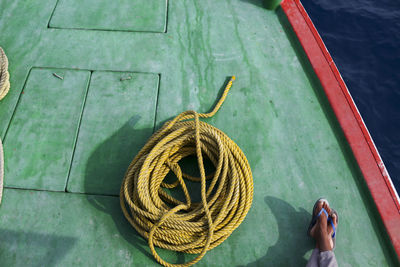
top-left (0, 0), bottom-right (398, 266)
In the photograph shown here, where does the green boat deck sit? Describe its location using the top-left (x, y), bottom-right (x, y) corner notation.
top-left (0, 0), bottom-right (398, 265)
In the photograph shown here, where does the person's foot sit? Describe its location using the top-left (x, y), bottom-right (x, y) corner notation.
top-left (309, 201), bottom-right (331, 238)
top-left (314, 204), bottom-right (332, 251)
top-left (310, 201), bottom-right (335, 251)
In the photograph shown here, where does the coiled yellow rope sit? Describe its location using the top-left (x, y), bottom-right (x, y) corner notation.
top-left (0, 47), bottom-right (10, 101)
top-left (120, 77), bottom-right (254, 266)
top-left (0, 47), bottom-right (9, 204)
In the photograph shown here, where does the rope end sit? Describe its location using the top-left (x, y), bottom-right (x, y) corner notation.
top-left (231, 76), bottom-right (236, 81)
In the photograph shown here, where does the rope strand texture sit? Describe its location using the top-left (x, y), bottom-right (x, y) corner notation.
top-left (0, 47), bottom-right (10, 101)
top-left (0, 46), bottom-right (8, 204)
top-left (120, 77), bottom-right (254, 266)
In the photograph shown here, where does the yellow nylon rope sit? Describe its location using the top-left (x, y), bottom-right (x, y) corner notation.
top-left (0, 47), bottom-right (9, 204)
top-left (0, 47), bottom-right (10, 101)
top-left (120, 77), bottom-right (254, 266)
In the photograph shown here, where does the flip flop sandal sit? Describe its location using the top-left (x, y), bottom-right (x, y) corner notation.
top-left (307, 198), bottom-right (329, 236)
top-left (328, 208), bottom-right (338, 249)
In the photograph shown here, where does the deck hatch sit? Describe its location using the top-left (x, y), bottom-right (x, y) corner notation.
top-left (66, 71), bottom-right (159, 195)
top-left (4, 68), bottom-right (90, 191)
top-left (48, 0), bottom-right (168, 33)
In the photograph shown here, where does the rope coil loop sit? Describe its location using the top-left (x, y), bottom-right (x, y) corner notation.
top-left (0, 47), bottom-right (10, 101)
top-left (120, 77), bottom-right (254, 267)
top-left (0, 46), bottom-right (9, 205)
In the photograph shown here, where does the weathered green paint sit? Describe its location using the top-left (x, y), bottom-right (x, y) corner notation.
top-left (49, 0), bottom-right (167, 32)
top-left (67, 71), bottom-right (159, 195)
top-left (0, 189), bottom-right (153, 266)
top-left (0, 0), bottom-right (397, 265)
top-left (4, 68), bottom-right (90, 191)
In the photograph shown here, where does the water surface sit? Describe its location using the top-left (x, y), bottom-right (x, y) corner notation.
top-left (302, 0), bottom-right (400, 193)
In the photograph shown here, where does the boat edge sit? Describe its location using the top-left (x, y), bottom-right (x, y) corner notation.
top-left (280, 0), bottom-right (400, 260)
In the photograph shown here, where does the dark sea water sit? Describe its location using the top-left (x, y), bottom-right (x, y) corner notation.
top-left (301, 0), bottom-right (400, 193)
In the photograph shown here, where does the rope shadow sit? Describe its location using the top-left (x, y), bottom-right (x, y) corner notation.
top-left (83, 115), bottom-right (191, 264)
top-left (84, 116), bottom-right (155, 262)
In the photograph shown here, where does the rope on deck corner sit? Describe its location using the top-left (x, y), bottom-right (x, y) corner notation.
top-left (0, 47), bottom-right (10, 101)
top-left (0, 46), bottom-right (9, 204)
top-left (120, 77), bottom-right (254, 267)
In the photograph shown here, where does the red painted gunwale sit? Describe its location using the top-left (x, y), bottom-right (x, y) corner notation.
top-left (280, 0), bottom-right (400, 260)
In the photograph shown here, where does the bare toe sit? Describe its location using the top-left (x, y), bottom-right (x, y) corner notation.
top-left (322, 202), bottom-right (331, 215)
top-left (314, 201), bottom-right (324, 216)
